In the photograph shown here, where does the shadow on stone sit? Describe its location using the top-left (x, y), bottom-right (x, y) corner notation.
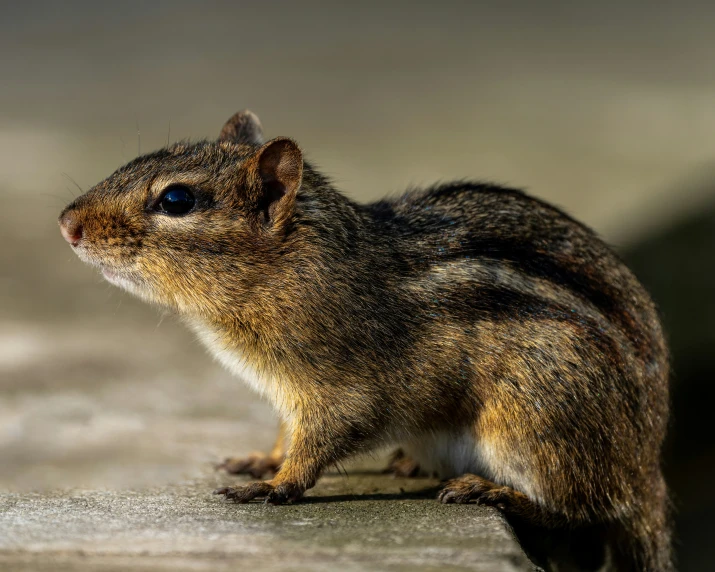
top-left (300, 487), bottom-right (443, 504)
top-left (502, 519), bottom-right (607, 572)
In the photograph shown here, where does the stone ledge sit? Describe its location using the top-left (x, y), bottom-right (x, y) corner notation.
top-left (0, 471), bottom-right (535, 572)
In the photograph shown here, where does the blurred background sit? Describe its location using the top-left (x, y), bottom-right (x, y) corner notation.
top-left (1, 1), bottom-right (713, 569)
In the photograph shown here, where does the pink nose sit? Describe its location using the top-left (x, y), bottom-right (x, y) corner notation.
top-left (59, 212), bottom-right (83, 246)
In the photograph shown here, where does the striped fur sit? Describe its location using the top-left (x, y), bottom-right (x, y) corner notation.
top-left (59, 111), bottom-right (671, 571)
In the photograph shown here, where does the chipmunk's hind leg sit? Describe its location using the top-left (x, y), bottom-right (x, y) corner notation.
top-left (438, 473), bottom-right (556, 526)
top-left (438, 474), bottom-right (589, 567)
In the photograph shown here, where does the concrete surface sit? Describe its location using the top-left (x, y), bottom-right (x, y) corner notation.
top-left (0, 471), bottom-right (535, 572)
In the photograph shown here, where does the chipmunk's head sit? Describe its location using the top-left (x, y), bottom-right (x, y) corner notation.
top-left (58, 111), bottom-right (304, 316)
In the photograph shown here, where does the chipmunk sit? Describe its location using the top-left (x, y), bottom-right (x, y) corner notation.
top-left (59, 110), bottom-right (672, 571)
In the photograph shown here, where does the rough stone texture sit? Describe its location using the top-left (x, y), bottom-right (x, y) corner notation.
top-left (0, 471), bottom-right (535, 571)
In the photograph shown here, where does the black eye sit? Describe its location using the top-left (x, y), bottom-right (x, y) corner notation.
top-left (157, 185), bottom-right (195, 215)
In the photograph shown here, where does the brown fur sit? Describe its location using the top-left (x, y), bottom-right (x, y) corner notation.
top-left (59, 111), bottom-right (672, 570)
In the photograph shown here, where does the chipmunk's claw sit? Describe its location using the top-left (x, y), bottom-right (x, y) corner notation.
top-left (215, 453), bottom-right (283, 479)
top-left (438, 474), bottom-right (509, 510)
top-left (213, 481), bottom-right (275, 503)
top-left (266, 482), bottom-right (304, 505)
top-left (213, 481), bottom-right (303, 504)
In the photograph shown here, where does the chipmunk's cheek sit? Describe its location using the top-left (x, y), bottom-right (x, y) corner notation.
top-left (128, 255), bottom-right (179, 308)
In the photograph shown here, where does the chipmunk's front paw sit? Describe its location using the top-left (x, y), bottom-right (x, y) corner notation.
top-left (383, 448), bottom-right (421, 478)
top-left (215, 453), bottom-right (283, 479)
top-left (213, 481), bottom-right (304, 504)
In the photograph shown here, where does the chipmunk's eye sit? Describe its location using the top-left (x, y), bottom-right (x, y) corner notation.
top-left (156, 185), bottom-right (195, 215)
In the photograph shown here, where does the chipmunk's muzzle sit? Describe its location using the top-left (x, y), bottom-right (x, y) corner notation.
top-left (59, 210), bottom-right (83, 247)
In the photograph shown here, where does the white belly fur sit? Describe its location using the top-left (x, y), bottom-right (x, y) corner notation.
top-left (402, 430), bottom-right (485, 479)
top-left (403, 430), bottom-right (543, 504)
top-left (189, 321), bottom-right (292, 421)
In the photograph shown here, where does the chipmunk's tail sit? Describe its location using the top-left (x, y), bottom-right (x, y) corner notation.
top-left (608, 471), bottom-right (673, 571)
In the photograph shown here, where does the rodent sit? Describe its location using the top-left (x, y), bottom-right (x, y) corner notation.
top-left (59, 110), bottom-right (672, 571)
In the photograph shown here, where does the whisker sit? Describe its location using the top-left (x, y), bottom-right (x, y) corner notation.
top-left (61, 173), bottom-right (84, 198)
top-left (119, 135), bottom-right (127, 161)
top-left (155, 311), bottom-right (167, 331)
top-left (39, 193), bottom-right (70, 206)
top-left (334, 461), bottom-right (348, 478)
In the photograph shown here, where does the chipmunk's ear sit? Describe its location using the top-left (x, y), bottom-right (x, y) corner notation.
top-left (246, 137), bottom-right (303, 224)
top-left (219, 110), bottom-right (264, 145)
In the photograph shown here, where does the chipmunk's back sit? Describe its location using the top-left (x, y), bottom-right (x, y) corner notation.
top-left (367, 182), bottom-right (667, 370)
top-left (361, 181), bottom-right (671, 569)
